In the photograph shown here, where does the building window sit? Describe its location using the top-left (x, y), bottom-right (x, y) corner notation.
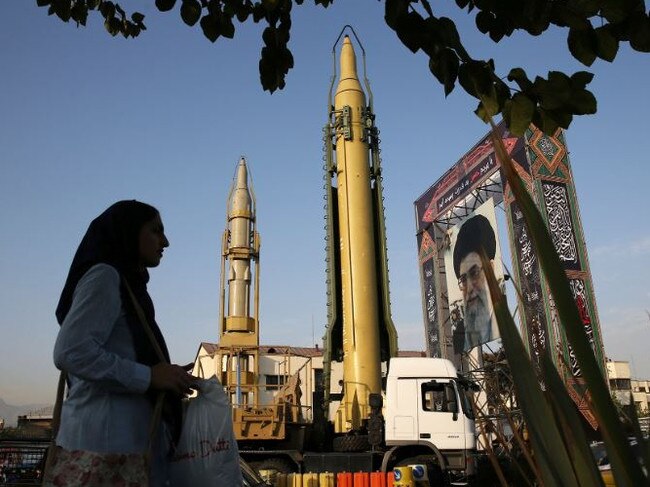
top-left (609, 378), bottom-right (631, 390)
top-left (265, 375), bottom-right (287, 391)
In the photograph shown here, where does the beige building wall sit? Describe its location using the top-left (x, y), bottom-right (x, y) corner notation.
top-left (632, 379), bottom-right (650, 414)
top-left (606, 360), bottom-right (632, 406)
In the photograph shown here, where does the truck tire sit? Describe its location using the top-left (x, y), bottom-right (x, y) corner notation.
top-left (332, 434), bottom-right (371, 452)
top-left (396, 455), bottom-right (446, 487)
top-left (253, 457), bottom-right (295, 476)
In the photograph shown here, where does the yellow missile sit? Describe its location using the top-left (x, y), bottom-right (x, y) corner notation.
top-left (228, 158), bottom-right (254, 318)
top-left (333, 36), bottom-right (383, 433)
top-left (219, 157), bottom-right (261, 407)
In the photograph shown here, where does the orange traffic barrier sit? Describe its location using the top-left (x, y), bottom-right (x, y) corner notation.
top-left (353, 471), bottom-right (369, 486)
top-left (370, 471), bottom-right (387, 487)
top-left (337, 472), bottom-right (353, 487)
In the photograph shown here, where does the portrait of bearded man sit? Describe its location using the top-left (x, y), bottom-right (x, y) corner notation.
top-left (452, 213), bottom-right (499, 352)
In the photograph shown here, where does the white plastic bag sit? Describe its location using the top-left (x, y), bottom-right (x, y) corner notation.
top-left (169, 377), bottom-right (243, 486)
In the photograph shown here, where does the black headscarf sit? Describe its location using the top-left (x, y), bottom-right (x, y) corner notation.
top-left (56, 200), bottom-right (182, 443)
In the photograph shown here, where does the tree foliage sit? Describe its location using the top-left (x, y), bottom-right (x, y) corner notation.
top-left (37, 0), bottom-right (650, 135)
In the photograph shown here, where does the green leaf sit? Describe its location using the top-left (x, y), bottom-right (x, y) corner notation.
top-left (262, 26), bottom-right (275, 46)
top-left (384, 0), bottom-right (408, 30)
top-left (546, 108), bottom-right (573, 129)
top-left (99, 1), bottom-right (115, 18)
top-left (53, 0), bottom-right (72, 22)
top-left (572, 0), bottom-right (600, 17)
top-left (200, 13), bottom-right (219, 42)
top-left (475, 91), bottom-right (499, 122)
top-left (481, 252), bottom-right (575, 487)
top-left (507, 67), bottom-right (532, 90)
top-left (532, 108), bottom-right (559, 135)
top-left (568, 26), bottom-right (597, 66)
top-left (507, 93), bottom-right (535, 136)
top-left (114, 3), bottom-right (125, 18)
top-left (236, 4), bottom-right (250, 23)
top-left (437, 16), bottom-right (462, 50)
top-left (262, 0), bottom-right (279, 11)
top-left (570, 71), bottom-right (594, 88)
top-left (601, 0), bottom-right (633, 23)
top-left (543, 71), bottom-right (571, 109)
top-left (629, 13), bottom-right (650, 52)
top-left (219, 14), bottom-right (235, 39)
top-left (104, 17), bottom-right (119, 36)
top-left (259, 45), bottom-right (279, 93)
top-left (539, 354), bottom-right (606, 487)
top-left (155, 0), bottom-right (177, 12)
top-left (475, 10), bottom-right (492, 34)
top-left (595, 25), bottom-right (619, 61)
top-left (395, 10), bottom-right (426, 54)
top-left (252, 3), bottom-right (265, 22)
top-left (569, 89), bottom-right (597, 115)
top-left (181, 0), bottom-right (201, 26)
top-left (70, 2), bottom-right (89, 25)
top-left (551, 2), bottom-right (590, 29)
top-left (428, 48), bottom-right (459, 96)
top-left (131, 12), bottom-right (145, 23)
top-left (280, 46), bottom-right (294, 71)
top-left (458, 60), bottom-right (492, 98)
top-left (489, 21), bottom-right (507, 43)
top-left (531, 76), bottom-right (564, 112)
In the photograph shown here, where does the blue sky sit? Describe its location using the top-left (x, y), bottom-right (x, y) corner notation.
top-left (1, 1), bottom-right (648, 406)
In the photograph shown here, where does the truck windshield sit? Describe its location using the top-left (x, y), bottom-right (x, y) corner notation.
top-left (458, 384), bottom-right (475, 420)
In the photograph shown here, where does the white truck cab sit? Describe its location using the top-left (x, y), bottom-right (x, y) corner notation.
top-left (384, 357), bottom-right (476, 479)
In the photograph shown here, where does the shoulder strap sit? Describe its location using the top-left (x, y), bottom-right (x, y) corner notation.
top-left (122, 277), bottom-right (168, 364)
top-left (122, 277), bottom-right (167, 464)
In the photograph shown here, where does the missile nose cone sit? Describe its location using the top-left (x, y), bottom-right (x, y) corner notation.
top-left (236, 157), bottom-right (249, 191)
top-left (335, 35), bottom-right (365, 100)
top-left (229, 157), bottom-right (253, 216)
top-left (339, 35), bottom-right (359, 82)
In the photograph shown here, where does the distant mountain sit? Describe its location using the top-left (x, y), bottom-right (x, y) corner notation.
top-left (0, 398), bottom-right (51, 428)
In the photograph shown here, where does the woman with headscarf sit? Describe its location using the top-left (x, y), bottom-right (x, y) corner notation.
top-left (44, 200), bottom-right (198, 486)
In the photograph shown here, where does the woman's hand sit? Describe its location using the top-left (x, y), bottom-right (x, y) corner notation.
top-left (150, 362), bottom-right (199, 395)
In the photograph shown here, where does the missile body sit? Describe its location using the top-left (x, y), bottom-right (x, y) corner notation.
top-left (219, 157), bottom-right (260, 407)
top-left (228, 160), bottom-right (253, 318)
top-left (323, 36), bottom-right (398, 435)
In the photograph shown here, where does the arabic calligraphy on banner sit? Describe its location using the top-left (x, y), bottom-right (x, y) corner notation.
top-left (542, 181), bottom-right (581, 270)
top-left (421, 257), bottom-right (440, 357)
top-left (510, 201), bottom-right (550, 370)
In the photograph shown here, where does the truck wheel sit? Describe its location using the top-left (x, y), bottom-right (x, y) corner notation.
top-left (332, 434), bottom-right (371, 452)
top-left (254, 457), bottom-right (295, 477)
top-left (396, 456), bottom-right (446, 487)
